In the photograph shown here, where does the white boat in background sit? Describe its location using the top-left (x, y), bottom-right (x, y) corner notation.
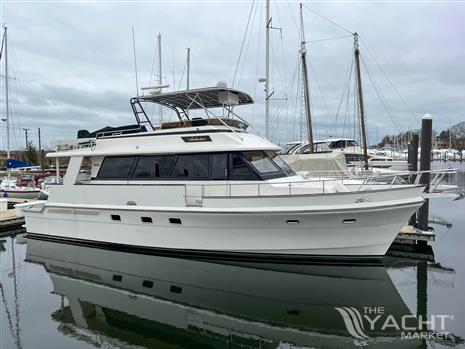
top-left (22, 85), bottom-right (425, 262)
top-left (0, 27), bottom-right (47, 201)
top-left (280, 138), bottom-right (408, 173)
top-left (0, 177), bottom-right (47, 200)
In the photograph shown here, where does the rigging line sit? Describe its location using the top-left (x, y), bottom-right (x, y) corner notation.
top-left (177, 57), bottom-right (187, 91)
top-left (359, 37), bottom-right (416, 119)
top-left (232, 0), bottom-right (255, 87)
top-left (148, 36), bottom-right (158, 86)
top-left (332, 52), bottom-right (354, 135)
top-left (0, 29), bottom-right (4, 61)
top-left (308, 58), bottom-right (331, 123)
top-left (236, 0), bottom-right (259, 89)
top-left (361, 55), bottom-right (402, 133)
top-left (306, 34), bottom-right (353, 44)
top-left (285, 0), bottom-right (299, 33)
top-left (360, 53), bottom-right (402, 131)
top-left (273, 55), bottom-right (300, 132)
top-left (302, 4), bottom-right (353, 35)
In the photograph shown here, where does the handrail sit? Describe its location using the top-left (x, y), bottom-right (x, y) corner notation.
top-left (180, 168), bottom-right (457, 203)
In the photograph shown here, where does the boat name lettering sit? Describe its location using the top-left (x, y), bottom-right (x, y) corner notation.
top-left (181, 136), bottom-right (212, 143)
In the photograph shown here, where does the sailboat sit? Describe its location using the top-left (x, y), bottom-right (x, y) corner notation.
top-left (274, 4), bottom-right (408, 175)
top-left (0, 26), bottom-right (47, 200)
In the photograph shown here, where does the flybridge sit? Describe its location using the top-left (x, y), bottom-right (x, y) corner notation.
top-left (131, 85), bottom-right (254, 130)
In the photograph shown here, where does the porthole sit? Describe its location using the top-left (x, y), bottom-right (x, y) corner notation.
top-left (141, 216), bottom-right (153, 223)
top-left (111, 214), bottom-right (121, 221)
top-left (142, 280), bottom-right (154, 288)
top-left (169, 218), bottom-right (182, 225)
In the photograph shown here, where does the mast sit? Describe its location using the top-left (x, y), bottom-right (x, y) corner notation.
top-left (186, 47), bottom-right (191, 90)
top-left (353, 32), bottom-right (369, 170)
top-left (299, 3), bottom-right (313, 152)
top-left (157, 33), bottom-right (163, 123)
top-left (4, 26), bottom-right (10, 176)
top-left (265, 0), bottom-right (270, 139)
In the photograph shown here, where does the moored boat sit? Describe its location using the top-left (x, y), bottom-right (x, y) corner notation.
top-left (22, 85), bottom-right (425, 262)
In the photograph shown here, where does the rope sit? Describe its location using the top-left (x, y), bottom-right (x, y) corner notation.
top-left (306, 34), bottom-right (353, 44)
top-left (360, 55), bottom-right (402, 133)
top-left (232, 0), bottom-right (255, 87)
top-left (360, 37), bottom-right (416, 119)
top-left (302, 4), bottom-right (353, 35)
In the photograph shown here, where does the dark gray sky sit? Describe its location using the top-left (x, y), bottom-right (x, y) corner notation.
top-left (1, 0), bottom-right (464, 149)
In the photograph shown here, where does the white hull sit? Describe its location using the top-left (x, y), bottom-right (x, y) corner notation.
top-left (1, 189), bottom-right (45, 200)
top-left (24, 192), bottom-right (422, 260)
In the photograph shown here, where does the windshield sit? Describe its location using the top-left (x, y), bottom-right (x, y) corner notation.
top-left (265, 151), bottom-right (295, 176)
top-left (241, 151), bottom-right (295, 178)
top-left (242, 151), bottom-right (280, 174)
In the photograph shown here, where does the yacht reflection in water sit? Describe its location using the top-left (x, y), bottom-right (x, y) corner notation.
top-left (26, 237), bottom-right (424, 348)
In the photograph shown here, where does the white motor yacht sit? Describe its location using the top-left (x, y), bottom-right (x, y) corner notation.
top-left (22, 86), bottom-right (425, 262)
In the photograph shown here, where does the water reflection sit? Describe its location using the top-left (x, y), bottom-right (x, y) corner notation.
top-left (22, 237), bottom-right (435, 348)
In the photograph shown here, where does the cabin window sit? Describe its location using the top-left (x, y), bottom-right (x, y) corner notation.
top-left (209, 152), bottom-right (228, 179)
top-left (132, 156), bottom-right (175, 179)
top-left (97, 156), bottom-right (135, 179)
top-left (171, 154), bottom-right (209, 178)
top-left (230, 153), bottom-right (258, 179)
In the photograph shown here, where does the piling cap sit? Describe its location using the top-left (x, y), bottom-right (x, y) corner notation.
top-left (422, 113), bottom-right (433, 120)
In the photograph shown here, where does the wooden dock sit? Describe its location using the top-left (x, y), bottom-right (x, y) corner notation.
top-left (0, 198), bottom-right (27, 232)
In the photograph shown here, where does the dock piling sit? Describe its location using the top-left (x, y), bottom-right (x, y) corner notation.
top-left (418, 115), bottom-right (432, 243)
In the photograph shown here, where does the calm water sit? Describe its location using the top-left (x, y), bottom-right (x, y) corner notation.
top-left (1, 165), bottom-right (465, 349)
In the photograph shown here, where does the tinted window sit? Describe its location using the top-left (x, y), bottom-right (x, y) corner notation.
top-left (97, 157), bottom-right (135, 179)
top-left (346, 140), bottom-right (358, 147)
top-left (132, 156), bottom-right (175, 179)
top-left (210, 153), bottom-right (228, 179)
top-left (230, 153), bottom-right (258, 179)
top-left (171, 154), bottom-right (208, 178)
top-left (242, 151), bottom-right (280, 174)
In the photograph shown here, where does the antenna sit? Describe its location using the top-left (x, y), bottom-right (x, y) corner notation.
top-left (131, 26), bottom-right (139, 96)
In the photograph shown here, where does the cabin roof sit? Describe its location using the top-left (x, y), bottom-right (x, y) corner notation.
top-left (139, 86), bottom-right (254, 110)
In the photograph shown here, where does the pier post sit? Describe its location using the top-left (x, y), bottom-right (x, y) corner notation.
top-left (418, 115), bottom-right (432, 244)
top-left (408, 134), bottom-right (419, 225)
top-left (408, 134), bottom-right (419, 172)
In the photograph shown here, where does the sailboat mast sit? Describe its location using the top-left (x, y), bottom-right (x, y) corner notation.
top-left (353, 32), bottom-right (369, 170)
top-left (157, 33), bottom-right (163, 123)
top-left (186, 47), bottom-right (191, 90)
top-left (4, 26), bottom-right (10, 176)
top-left (265, 0), bottom-right (270, 139)
top-left (299, 3), bottom-right (313, 152)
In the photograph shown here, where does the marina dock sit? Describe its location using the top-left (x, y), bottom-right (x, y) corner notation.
top-left (0, 198), bottom-right (27, 232)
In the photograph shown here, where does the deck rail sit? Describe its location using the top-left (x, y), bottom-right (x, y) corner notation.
top-left (182, 169), bottom-right (456, 205)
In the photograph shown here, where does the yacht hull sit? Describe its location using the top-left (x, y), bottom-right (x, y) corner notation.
top-left (1, 189), bottom-right (45, 200)
top-left (24, 198), bottom-right (422, 261)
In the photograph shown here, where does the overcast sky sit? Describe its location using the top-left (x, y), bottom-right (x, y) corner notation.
top-left (1, 0), bottom-right (464, 150)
